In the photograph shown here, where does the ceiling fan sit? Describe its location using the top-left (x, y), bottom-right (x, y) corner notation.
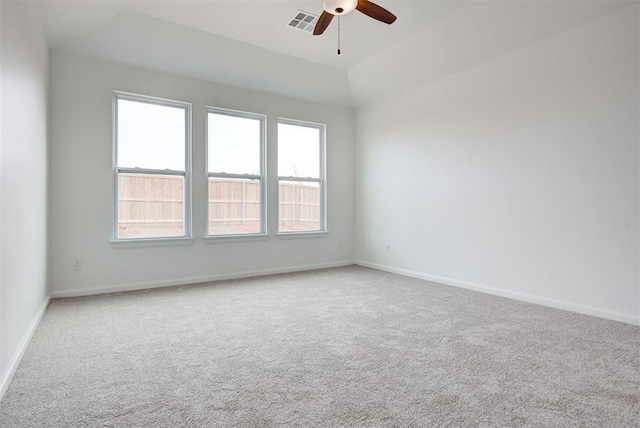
top-left (313, 0), bottom-right (397, 36)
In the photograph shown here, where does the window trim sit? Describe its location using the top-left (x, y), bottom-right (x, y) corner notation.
top-left (112, 91), bottom-right (192, 242)
top-left (205, 106), bottom-right (267, 237)
top-left (277, 117), bottom-right (327, 235)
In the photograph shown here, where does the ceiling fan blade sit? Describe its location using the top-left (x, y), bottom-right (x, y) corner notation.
top-left (313, 11), bottom-right (334, 35)
top-left (356, 0), bottom-right (397, 24)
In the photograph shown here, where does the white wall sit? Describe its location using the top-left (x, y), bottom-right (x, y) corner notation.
top-left (0, 0), bottom-right (4, 384)
top-left (0, 1), bottom-right (50, 395)
top-left (49, 52), bottom-right (355, 296)
top-left (355, 6), bottom-right (640, 325)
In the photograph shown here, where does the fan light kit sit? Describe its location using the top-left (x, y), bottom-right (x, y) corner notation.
top-left (313, 0), bottom-right (397, 55)
top-left (322, 0), bottom-right (358, 15)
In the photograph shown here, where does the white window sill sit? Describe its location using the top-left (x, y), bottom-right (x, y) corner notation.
top-left (276, 231), bottom-right (328, 240)
top-left (204, 233), bottom-right (270, 244)
top-left (111, 237), bottom-right (195, 249)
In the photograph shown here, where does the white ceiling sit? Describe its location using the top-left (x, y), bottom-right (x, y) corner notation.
top-left (25, 0), bottom-right (637, 107)
top-left (32, 0), bottom-right (465, 69)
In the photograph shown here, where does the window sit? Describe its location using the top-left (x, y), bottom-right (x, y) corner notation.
top-left (278, 119), bottom-right (325, 233)
top-left (207, 108), bottom-right (266, 236)
top-left (113, 93), bottom-right (191, 240)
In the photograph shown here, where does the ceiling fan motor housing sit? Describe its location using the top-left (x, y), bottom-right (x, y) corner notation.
top-left (323, 0), bottom-right (357, 15)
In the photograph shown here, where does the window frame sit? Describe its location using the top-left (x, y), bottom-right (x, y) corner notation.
top-left (112, 91), bottom-right (192, 242)
top-left (277, 117), bottom-right (327, 235)
top-left (205, 106), bottom-right (267, 238)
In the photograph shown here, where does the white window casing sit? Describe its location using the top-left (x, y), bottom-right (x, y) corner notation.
top-left (112, 91), bottom-right (192, 242)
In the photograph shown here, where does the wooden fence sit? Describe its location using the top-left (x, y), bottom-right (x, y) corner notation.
top-left (117, 173), bottom-right (184, 238)
top-left (117, 174), bottom-right (320, 237)
top-left (278, 181), bottom-right (320, 232)
top-left (208, 178), bottom-right (261, 234)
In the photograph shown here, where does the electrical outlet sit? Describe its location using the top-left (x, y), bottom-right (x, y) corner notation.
top-left (385, 243), bottom-right (391, 253)
top-left (72, 258), bottom-right (83, 270)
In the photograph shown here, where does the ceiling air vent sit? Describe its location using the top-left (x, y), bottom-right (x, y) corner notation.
top-left (287, 10), bottom-right (318, 33)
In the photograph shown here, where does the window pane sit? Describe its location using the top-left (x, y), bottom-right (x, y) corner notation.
top-left (278, 123), bottom-right (320, 178)
top-left (117, 173), bottom-right (184, 238)
top-left (279, 180), bottom-right (320, 232)
top-left (209, 177), bottom-right (261, 235)
top-left (117, 99), bottom-right (186, 170)
top-left (208, 113), bottom-right (261, 174)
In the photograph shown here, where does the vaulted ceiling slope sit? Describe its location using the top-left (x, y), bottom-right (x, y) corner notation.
top-left (51, 11), bottom-right (354, 107)
top-left (348, 0), bottom-right (636, 106)
top-left (31, 0), bottom-right (636, 108)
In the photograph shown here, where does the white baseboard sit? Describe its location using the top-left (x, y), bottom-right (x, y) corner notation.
top-left (51, 260), bottom-right (356, 298)
top-left (0, 294), bottom-right (50, 401)
top-left (355, 260), bottom-right (640, 326)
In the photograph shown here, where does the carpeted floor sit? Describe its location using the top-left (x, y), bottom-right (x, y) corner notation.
top-left (1, 265), bottom-right (638, 427)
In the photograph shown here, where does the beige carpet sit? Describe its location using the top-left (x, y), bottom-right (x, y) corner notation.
top-left (1, 265), bottom-right (638, 427)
